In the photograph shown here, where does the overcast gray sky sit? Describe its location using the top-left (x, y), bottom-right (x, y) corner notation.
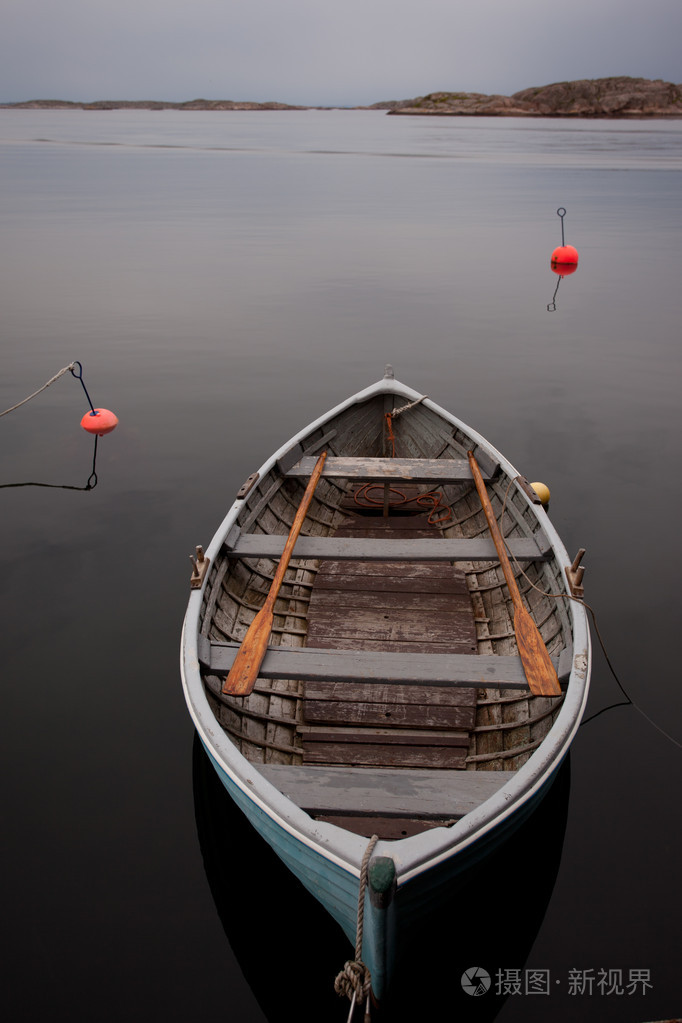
top-left (2, 0), bottom-right (681, 106)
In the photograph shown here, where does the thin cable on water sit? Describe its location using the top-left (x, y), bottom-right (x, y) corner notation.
top-left (497, 479), bottom-right (681, 752)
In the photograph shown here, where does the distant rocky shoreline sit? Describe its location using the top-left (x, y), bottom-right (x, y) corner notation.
top-left (3, 77), bottom-right (681, 118)
top-left (381, 77), bottom-right (682, 118)
top-left (0, 98), bottom-right (310, 112)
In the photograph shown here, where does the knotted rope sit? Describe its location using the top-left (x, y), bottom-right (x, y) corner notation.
top-left (367, 394), bottom-right (453, 524)
top-left (334, 834), bottom-right (379, 1021)
top-left (383, 395), bottom-right (427, 457)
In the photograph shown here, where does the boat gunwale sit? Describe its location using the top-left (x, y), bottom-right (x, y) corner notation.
top-left (180, 372), bottom-right (591, 882)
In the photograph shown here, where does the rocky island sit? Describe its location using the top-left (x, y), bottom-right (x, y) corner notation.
top-left (1, 98), bottom-right (308, 111)
top-left (379, 77), bottom-right (682, 118)
top-left (3, 78), bottom-right (681, 118)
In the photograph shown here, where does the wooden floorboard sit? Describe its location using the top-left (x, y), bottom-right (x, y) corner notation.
top-left (307, 606), bottom-right (477, 648)
top-left (312, 565), bottom-right (470, 593)
top-left (301, 513), bottom-right (479, 783)
top-left (304, 680), bottom-right (477, 708)
top-left (311, 588), bottom-right (470, 612)
top-left (312, 814), bottom-right (455, 839)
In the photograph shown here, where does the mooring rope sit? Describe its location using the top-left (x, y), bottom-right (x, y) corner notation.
top-left (0, 362), bottom-right (77, 417)
top-left (334, 834), bottom-right (379, 1022)
top-left (383, 396), bottom-right (427, 458)
top-left (370, 394), bottom-right (453, 523)
top-left (390, 396), bottom-right (428, 419)
top-left (495, 478), bottom-right (681, 751)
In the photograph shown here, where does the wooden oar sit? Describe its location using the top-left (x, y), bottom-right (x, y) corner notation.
top-left (467, 451), bottom-right (561, 697)
top-left (222, 450), bottom-right (328, 697)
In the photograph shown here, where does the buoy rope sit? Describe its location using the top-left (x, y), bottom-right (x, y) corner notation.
top-left (495, 478), bottom-right (681, 751)
top-left (0, 362), bottom-right (77, 417)
top-left (334, 834), bottom-right (379, 1021)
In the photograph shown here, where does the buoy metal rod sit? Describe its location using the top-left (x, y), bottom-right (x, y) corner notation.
top-left (70, 361), bottom-right (97, 415)
top-left (557, 207), bottom-right (566, 246)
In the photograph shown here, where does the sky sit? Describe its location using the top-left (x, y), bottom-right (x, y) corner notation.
top-left (2, 0), bottom-right (681, 107)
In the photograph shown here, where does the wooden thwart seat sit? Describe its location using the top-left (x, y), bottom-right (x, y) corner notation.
top-left (224, 533), bottom-right (552, 562)
top-left (284, 455), bottom-right (496, 484)
top-left (201, 639), bottom-right (571, 691)
top-left (258, 763), bottom-right (517, 821)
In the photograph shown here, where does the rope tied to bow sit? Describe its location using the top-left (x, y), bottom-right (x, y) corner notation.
top-left (384, 395), bottom-right (427, 457)
top-left (334, 834), bottom-right (379, 1021)
top-left (358, 394), bottom-right (452, 525)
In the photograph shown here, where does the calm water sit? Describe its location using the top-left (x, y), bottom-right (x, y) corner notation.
top-left (1, 110), bottom-right (681, 1022)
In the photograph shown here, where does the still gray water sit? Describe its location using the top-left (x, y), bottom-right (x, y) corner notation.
top-left (1, 109), bottom-right (681, 1022)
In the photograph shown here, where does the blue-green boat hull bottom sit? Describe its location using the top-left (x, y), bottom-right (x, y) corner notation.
top-left (192, 734), bottom-right (572, 1018)
top-left (202, 740), bottom-right (563, 1001)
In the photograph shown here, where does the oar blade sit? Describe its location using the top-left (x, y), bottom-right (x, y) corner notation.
top-left (222, 607), bottom-right (274, 696)
top-left (221, 451), bottom-right (327, 698)
top-left (514, 605), bottom-right (562, 696)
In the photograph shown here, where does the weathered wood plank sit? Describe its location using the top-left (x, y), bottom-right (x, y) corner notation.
top-left (299, 513), bottom-right (477, 771)
top-left (259, 763), bottom-right (516, 816)
top-left (309, 588), bottom-right (471, 612)
top-left (203, 640), bottom-right (569, 689)
top-left (313, 563), bottom-right (470, 592)
top-left (310, 815), bottom-right (449, 838)
top-left (301, 742), bottom-right (467, 769)
top-left (307, 606), bottom-right (478, 647)
top-left (226, 534), bottom-right (551, 562)
top-left (304, 681), bottom-right (477, 706)
top-left (299, 725), bottom-right (470, 747)
top-left (303, 698), bottom-right (476, 730)
top-left (303, 637), bottom-right (484, 655)
top-left (286, 455), bottom-right (495, 483)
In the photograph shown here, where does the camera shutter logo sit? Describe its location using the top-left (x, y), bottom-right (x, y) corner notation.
top-left (461, 967), bottom-right (492, 996)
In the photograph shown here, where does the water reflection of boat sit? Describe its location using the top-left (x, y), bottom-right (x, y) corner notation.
top-left (192, 733), bottom-right (571, 1021)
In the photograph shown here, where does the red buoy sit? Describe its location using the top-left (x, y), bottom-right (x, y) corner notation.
top-left (551, 244), bottom-right (579, 265)
top-left (80, 408), bottom-right (119, 436)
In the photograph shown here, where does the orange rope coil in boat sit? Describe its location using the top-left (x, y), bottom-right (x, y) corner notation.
top-left (360, 404), bottom-right (453, 524)
top-left (352, 481), bottom-right (452, 525)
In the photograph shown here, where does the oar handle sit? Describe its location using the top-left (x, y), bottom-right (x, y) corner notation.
top-left (467, 451), bottom-right (521, 606)
top-left (266, 450), bottom-right (328, 605)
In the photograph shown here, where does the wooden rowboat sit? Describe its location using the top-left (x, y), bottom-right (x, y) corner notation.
top-left (180, 366), bottom-right (591, 1010)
